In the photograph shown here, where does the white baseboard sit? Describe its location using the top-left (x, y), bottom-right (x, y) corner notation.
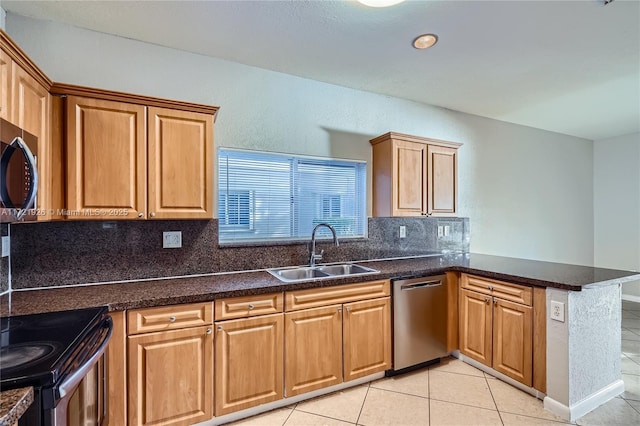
top-left (622, 294), bottom-right (640, 303)
top-left (456, 353), bottom-right (546, 400)
top-left (544, 379), bottom-right (625, 421)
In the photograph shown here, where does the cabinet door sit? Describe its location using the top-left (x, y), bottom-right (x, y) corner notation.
top-left (11, 63), bottom-right (51, 220)
top-left (0, 49), bottom-right (10, 120)
top-left (493, 298), bottom-right (533, 386)
top-left (215, 314), bottom-right (283, 415)
top-left (128, 326), bottom-right (213, 426)
top-left (393, 140), bottom-right (426, 216)
top-left (459, 289), bottom-right (492, 366)
top-left (147, 107), bottom-right (213, 219)
top-left (66, 96), bottom-right (146, 219)
top-left (343, 297), bottom-right (391, 381)
top-left (427, 144), bottom-right (457, 215)
top-left (285, 305), bottom-right (342, 397)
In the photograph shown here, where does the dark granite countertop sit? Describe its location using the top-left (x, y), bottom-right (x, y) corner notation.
top-left (1, 253), bottom-right (639, 317)
top-left (0, 387), bottom-right (33, 426)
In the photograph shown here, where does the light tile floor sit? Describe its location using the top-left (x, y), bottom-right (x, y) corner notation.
top-left (229, 301), bottom-right (640, 425)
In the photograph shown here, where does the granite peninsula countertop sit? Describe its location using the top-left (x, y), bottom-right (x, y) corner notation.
top-left (0, 387), bottom-right (33, 426)
top-left (2, 253), bottom-right (639, 317)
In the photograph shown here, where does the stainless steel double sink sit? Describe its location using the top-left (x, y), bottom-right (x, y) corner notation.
top-left (267, 263), bottom-right (379, 282)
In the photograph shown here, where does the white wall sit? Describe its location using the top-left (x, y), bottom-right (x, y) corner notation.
top-left (6, 13), bottom-right (595, 265)
top-left (594, 132), bottom-right (640, 299)
top-left (0, 4), bottom-right (6, 30)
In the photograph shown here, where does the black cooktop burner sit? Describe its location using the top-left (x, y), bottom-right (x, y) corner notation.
top-left (0, 306), bottom-right (108, 389)
top-left (0, 342), bottom-right (59, 370)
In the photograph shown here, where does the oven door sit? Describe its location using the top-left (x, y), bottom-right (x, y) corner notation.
top-left (0, 118), bottom-right (39, 222)
top-left (51, 317), bottom-right (112, 426)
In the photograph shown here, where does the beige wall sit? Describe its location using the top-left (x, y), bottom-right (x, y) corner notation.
top-left (6, 13), bottom-right (595, 265)
top-left (594, 132), bottom-right (640, 299)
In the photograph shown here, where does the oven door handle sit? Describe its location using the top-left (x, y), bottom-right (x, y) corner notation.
top-left (57, 317), bottom-right (113, 400)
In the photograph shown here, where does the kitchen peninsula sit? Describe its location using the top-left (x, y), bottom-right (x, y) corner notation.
top-left (2, 253), bottom-right (638, 423)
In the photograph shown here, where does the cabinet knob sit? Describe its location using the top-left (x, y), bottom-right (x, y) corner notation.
top-left (138, 213), bottom-right (144, 218)
top-left (346, 306), bottom-right (351, 312)
top-left (488, 286), bottom-right (493, 291)
top-left (150, 212), bottom-right (156, 218)
top-left (217, 325), bottom-right (223, 331)
top-left (338, 307), bottom-right (342, 313)
top-left (206, 328), bottom-right (212, 335)
top-left (169, 316), bottom-right (176, 323)
top-left (248, 304), bottom-right (254, 310)
top-left (484, 298), bottom-right (489, 303)
top-left (493, 299), bottom-right (498, 305)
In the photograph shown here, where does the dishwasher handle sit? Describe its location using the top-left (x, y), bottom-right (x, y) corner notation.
top-left (400, 280), bottom-right (442, 290)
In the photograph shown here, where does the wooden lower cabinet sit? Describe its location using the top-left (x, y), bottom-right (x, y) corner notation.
top-left (459, 289), bottom-right (492, 365)
top-left (459, 284), bottom-right (533, 386)
top-left (128, 326), bottom-right (213, 426)
top-left (493, 298), bottom-right (532, 385)
top-left (215, 313), bottom-right (283, 415)
top-left (285, 305), bottom-right (343, 397)
top-left (343, 297), bottom-right (391, 382)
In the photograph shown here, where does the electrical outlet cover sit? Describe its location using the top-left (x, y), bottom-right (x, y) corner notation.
top-left (550, 301), bottom-right (565, 322)
top-left (163, 231), bottom-right (182, 249)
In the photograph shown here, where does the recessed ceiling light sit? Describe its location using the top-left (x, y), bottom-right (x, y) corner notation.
top-left (357, 0), bottom-right (406, 7)
top-left (412, 34), bottom-right (438, 50)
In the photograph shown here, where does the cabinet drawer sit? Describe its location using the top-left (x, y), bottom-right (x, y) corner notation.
top-left (461, 274), bottom-right (532, 306)
top-left (127, 302), bottom-right (213, 335)
top-left (285, 280), bottom-right (390, 312)
top-left (214, 293), bottom-right (283, 321)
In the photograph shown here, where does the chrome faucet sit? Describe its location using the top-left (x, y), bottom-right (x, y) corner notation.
top-left (309, 223), bottom-right (339, 267)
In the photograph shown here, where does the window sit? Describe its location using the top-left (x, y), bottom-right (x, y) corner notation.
top-left (218, 148), bottom-right (366, 243)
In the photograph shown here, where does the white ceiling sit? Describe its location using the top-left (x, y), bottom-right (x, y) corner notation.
top-left (3, 0), bottom-right (639, 141)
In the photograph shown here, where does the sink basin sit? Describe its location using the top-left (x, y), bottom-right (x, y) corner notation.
top-left (316, 264), bottom-right (377, 276)
top-left (272, 267), bottom-right (329, 281)
top-left (268, 263), bottom-right (379, 283)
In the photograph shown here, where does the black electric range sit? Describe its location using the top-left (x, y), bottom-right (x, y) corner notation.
top-left (0, 306), bottom-right (112, 425)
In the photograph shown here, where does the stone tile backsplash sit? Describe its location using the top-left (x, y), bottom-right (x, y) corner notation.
top-left (9, 217), bottom-right (469, 290)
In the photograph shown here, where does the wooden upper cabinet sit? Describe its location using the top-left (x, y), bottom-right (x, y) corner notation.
top-left (147, 107), bottom-right (213, 219)
top-left (0, 48), bottom-right (10, 120)
top-left (370, 132), bottom-right (461, 217)
top-left (427, 144), bottom-right (457, 215)
top-left (66, 96), bottom-right (147, 219)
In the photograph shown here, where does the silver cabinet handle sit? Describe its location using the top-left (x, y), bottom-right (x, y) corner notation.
top-left (217, 325), bottom-right (223, 331)
top-left (493, 299), bottom-right (498, 305)
top-left (138, 213), bottom-right (144, 218)
top-left (484, 297), bottom-right (489, 303)
top-left (206, 328), bottom-right (212, 335)
top-left (338, 307), bottom-right (342, 313)
top-left (150, 212), bottom-right (155, 218)
top-left (248, 304), bottom-right (254, 310)
top-left (169, 316), bottom-right (176, 323)
top-left (488, 286), bottom-right (493, 291)
top-left (346, 306), bottom-right (351, 312)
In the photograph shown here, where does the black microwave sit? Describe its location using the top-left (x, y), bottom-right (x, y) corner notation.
top-left (1, 118), bottom-right (39, 222)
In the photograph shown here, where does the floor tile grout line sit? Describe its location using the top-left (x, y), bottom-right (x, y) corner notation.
top-left (280, 403), bottom-right (296, 426)
top-left (354, 382), bottom-right (371, 426)
top-left (482, 371), bottom-right (504, 425)
top-left (292, 407), bottom-right (358, 425)
top-left (368, 385), bottom-right (430, 400)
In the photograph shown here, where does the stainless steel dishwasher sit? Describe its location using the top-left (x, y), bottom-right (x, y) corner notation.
top-left (391, 274), bottom-right (448, 373)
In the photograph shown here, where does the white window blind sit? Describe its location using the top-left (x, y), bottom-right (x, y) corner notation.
top-left (218, 148), bottom-right (366, 243)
